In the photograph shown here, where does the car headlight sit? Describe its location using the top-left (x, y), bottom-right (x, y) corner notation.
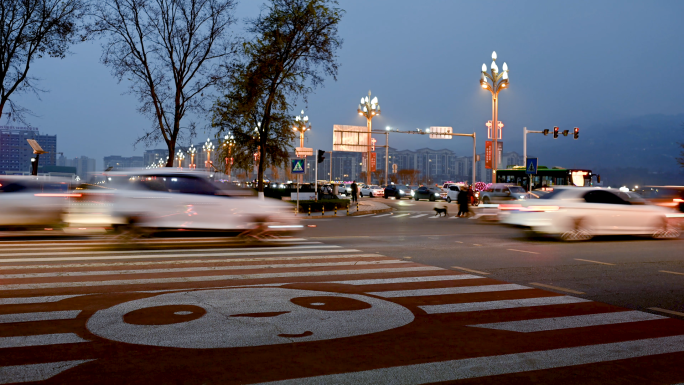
top-left (410, 191), bottom-right (415, 196)
top-left (434, 193), bottom-right (440, 196)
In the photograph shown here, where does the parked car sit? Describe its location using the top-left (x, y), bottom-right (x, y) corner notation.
top-left (360, 185), bottom-right (384, 197)
top-left (64, 170), bottom-right (301, 238)
top-left (383, 184), bottom-right (412, 199)
top-left (479, 183), bottom-right (527, 204)
top-left (501, 187), bottom-right (681, 241)
top-left (413, 186), bottom-right (446, 201)
top-left (0, 176), bottom-right (74, 230)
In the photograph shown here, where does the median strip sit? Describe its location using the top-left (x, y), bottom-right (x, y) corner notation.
top-left (529, 282), bottom-right (585, 295)
top-left (574, 258), bottom-right (615, 266)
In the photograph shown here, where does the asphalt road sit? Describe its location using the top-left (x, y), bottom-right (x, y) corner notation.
top-left (1, 206), bottom-right (683, 384)
top-left (304, 197), bottom-right (684, 320)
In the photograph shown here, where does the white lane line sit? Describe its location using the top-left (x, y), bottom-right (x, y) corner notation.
top-left (353, 214), bottom-right (375, 217)
top-left (507, 249), bottom-right (540, 255)
top-left (410, 214), bottom-right (427, 218)
top-left (328, 275), bottom-right (485, 285)
top-left (0, 311), bottom-right (81, 323)
top-left (420, 296), bottom-right (591, 314)
top-left (0, 244), bottom-right (340, 258)
top-left (649, 307), bottom-right (684, 318)
top-left (0, 333), bottom-right (88, 348)
top-left (0, 295), bottom-right (82, 305)
top-left (0, 254), bottom-right (384, 270)
top-left (0, 241), bottom-right (322, 252)
top-left (451, 266), bottom-right (490, 275)
top-left (0, 360), bottom-right (94, 384)
top-left (660, 270), bottom-right (684, 276)
top-left (469, 310), bottom-right (667, 333)
top-left (529, 282), bottom-right (585, 295)
top-left (255, 335), bottom-right (684, 385)
top-left (574, 258), bottom-right (615, 266)
top-left (0, 248), bottom-right (362, 264)
top-left (373, 214), bottom-right (393, 218)
top-left (0, 266), bottom-right (444, 291)
top-left (1, 260), bottom-right (409, 279)
top-left (393, 214), bottom-right (411, 218)
top-left (369, 284), bottom-right (530, 298)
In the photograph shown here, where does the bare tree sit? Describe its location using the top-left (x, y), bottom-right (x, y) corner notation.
top-left (212, 0), bottom-right (344, 193)
top-left (0, 0), bottom-right (88, 123)
top-left (90, 0), bottom-right (237, 166)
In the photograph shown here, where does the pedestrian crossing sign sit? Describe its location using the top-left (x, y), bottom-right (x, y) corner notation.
top-left (526, 157), bottom-right (538, 174)
top-left (291, 159), bottom-right (305, 174)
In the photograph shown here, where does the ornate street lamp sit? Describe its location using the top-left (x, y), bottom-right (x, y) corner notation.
top-left (357, 90), bottom-right (381, 185)
top-left (292, 110), bottom-right (311, 153)
top-left (187, 144), bottom-right (197, 169)
top-left (176, 149), bottom-right (185, 169)
top-left (202, 138), bottom-right (215, 171)
top-left (223, 132), bottom-right (235, 180)
top-left (480, 51), bottom-right (509, 182)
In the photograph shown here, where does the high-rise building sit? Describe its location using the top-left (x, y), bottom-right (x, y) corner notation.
top-left (0, 126), bottom-right (56, 174)
top-left (57, 155), bottom-right (97, 180)
top-left (103, 155), bottom-right (144, 170)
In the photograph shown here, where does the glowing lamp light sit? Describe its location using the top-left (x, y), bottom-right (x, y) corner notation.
top-left (482, 63), bottom-right (487, 72)
top-left (492, 51), bottom-right (497, 60)
top-left (502, 62), bottom-right (508, 71)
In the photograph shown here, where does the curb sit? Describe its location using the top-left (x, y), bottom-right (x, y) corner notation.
top-left (298, 206), bottom-right (393, 219)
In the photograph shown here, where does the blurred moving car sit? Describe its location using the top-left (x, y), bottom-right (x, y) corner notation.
top-left (479, 183), bottom-right (527, 204)
top-left (65, 170), bottom-right (301, 238)
top-left (642, 186), bottom-right (684, 212)
top-left (413, 186), bottom-right (446, 201)
top-left (360, 185), bottom-right (384, 197)
top-left (0, 176), bottom-right (74, 230)
top-left (501, 187), bottom-right (680, 241)
top-left (383, 184), bottom-right (412, 199)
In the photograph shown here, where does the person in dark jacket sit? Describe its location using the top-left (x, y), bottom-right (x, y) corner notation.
top-left (350, 181), bottom-right (358, 203)
top-left (457, 186), bottom-right (470, 217)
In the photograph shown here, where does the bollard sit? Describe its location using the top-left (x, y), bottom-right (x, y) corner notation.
top-left (356, 201), bottom-right (359, 212)
top-left (308, 205), bottom-right (311, 216)
top-left (334, 205), bottom-right (337, 216)
top-left (322, 205), bottom-right (325, 216)
top-left (347, 204), bottom-right (350, 216)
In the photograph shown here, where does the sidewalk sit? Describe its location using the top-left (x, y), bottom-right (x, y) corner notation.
top-left (296, 199), bottom-right (393, 218)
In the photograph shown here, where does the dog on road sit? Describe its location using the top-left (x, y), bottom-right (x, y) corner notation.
top-left (433, 206), bottom-right (448, 217)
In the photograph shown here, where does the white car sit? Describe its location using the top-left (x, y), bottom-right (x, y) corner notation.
top-left (443, 183), bottom-right (466, 203)
top-left (66, 170), bottom-right (301, 238)
top-left (501, 187), bottom-right (681, 241)
top-left (0, 176), bottom-right (74, 230)
top-left (360, 185), bottom-right (384, 197)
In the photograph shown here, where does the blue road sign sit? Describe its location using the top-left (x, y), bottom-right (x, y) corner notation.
top-left (526, 157), bottom-right (538, 174)
top-left (291, 159), bottom-right (305, 174)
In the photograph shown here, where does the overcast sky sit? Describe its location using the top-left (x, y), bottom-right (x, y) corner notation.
top-left (11, 0), bottom-right (684, 166)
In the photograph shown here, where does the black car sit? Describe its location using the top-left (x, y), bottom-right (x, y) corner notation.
top-left (383, 184), bottom-right (412, 199)
top-left (413, 186), bottom-right (445, 201)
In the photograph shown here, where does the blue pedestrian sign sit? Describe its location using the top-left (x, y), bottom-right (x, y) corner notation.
top-left (526, 157), bottom-right (538, 174)
top-left (291, 159), bottom-right (305, 174)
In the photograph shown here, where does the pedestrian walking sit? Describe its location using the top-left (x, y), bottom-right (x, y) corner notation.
top-left (457, 186), bottom-right (470, 217)
top-left (467, 185), bottom-right (476, 206)
top-left (351, 180), bottom-right (358, 203)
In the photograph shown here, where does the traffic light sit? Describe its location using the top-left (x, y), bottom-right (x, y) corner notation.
top-left (553, 126), bottom-right (559, 139)
top-left (573, 127), bottom-right (579, 139)
top-left (317, 149), bottom-right (325, 164)
top-left (562, 130), bottom-right (569, 137)
top-left (542, 129), bottom-right (550, 136)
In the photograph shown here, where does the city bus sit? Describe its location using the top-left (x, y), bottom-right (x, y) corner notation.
top-left (495, 166), bottom-right (593, 190)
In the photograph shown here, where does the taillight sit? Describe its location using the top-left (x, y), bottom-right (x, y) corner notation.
top-left (674, 198), bottom-right (684, 203)
top-left (499, 204), bottom-right (522, 211)
top-left (34, 193), bottom-right (82, 197)
top-left (525, 205), bottom-right (560, 212)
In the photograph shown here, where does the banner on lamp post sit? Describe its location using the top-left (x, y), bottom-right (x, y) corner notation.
top-left (485, 141), bottom-right (492, 169)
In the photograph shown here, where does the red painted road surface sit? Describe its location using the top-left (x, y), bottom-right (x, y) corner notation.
top-left (0, 238), bottom-right (683, 384)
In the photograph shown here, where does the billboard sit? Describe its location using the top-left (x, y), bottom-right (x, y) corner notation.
top-left (333, 125), bottom-right (369, 152)
top-left (429, 126), bottom-right (452, 139)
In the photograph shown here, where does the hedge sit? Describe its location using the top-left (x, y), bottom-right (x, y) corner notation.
top-left (290, 199), bottom-right (351, 213)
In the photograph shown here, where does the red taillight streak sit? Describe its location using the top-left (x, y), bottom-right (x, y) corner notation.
top-left (674, 198), bottom-right (684, 203)
top-left (524, 206), bottom-right (560, 212)
top-left (34, 193), bottom-right (82, 197)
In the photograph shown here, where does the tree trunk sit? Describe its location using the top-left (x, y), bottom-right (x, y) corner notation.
top-left (166, 137), bottom-right (176, 167)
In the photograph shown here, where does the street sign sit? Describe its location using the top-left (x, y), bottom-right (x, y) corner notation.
top-left (295, 147), bottom-right (313, 157)
top-left (485, 141), bottom-right (493, 169)
top-left (429, 126), bottom-right (453, 139)
top-left (332, 125), bottom-right (370, 152)
top-left (526, 157), bottom-right (538, 174)
top-left (291, 159), bottom-right (305, 174)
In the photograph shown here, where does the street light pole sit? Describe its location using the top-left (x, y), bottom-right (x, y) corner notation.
top-left (357, 90), bottom-right (381, 185)
top-left (385, 127), bottom-right (389, 185)
top-left (481, 51), bottom-right (509, 183)
top-left (293, 110), bottom-right (311, 153)
top-left (223, 132), bottom-right (235, 181)
top-left (188, 144), bottom-right (196, 169)
top-left (202, 138), bottom-right (214, 172)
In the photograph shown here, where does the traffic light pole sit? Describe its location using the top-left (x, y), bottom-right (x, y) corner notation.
top-left (523, 127), bottom-right (545, 166)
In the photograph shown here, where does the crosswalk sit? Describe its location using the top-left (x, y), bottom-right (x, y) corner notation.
top-left (0, 237), bottom-right (683, 384)
top-left (355, 211), bottom-right (467, 219)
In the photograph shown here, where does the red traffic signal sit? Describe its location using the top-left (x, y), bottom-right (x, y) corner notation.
top-left (553, 126), bottom-right (559, 139)
top-left (573, 127), bottom-right (579, 140)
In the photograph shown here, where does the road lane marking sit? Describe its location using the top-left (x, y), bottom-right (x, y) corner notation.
top-left (660, 270), bottom-right (684, 276)
top-left (410, 214), bottom-right (427, 218)
top-left (309, 236), bottom-right (371, 239)
top-left (373, 214), bottom-right (393, 218)
top-left (0, 360), bottom-right (95, 384)
top-left (393, 214), bottom-right (410, 217)
top-left (649, 307), bottom-right (684, 318)
top-left (454, 241), bottom-right (463, 244)
top-left (469, 310), bottom-right (666, 333)
top-left (575, 258), bottom-right (615, 266)
top-left (529, 282), bottom-right (585, 295)
top-left (0, 248), bottom-right (362, 263)
top-left (0, 333), bottom-right (88, 348)
top-left (0, 295), bottom-right (82, 305)
top-left (0, 254), bottom-right (382, 270)
top-left (329, 275), bottom-right (485, 286)
top-left (353, 214), bottom-right (375, 217)
top-left (0, 266), bottom-right (444, 291)
top-left (451, 266), bottom-right (489, 275)
top-left (0, 260), bottom-right (409, 279)
top-left (0, 242), bottom-right (323, 252)
top-left (472, 244), bottom-right (482, 246)
top-left (369, 284), bottom-right (529, 298)
top-left (255, 335), bottom-right (684, 385)
top-left (0, 311), bottom-right (81, 324)
top-left (507, 249), bottom-right (540, 255)
top-left (420, 296), bottom-right (591, 314)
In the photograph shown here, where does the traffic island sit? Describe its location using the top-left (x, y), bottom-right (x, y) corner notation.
top-left (292, 199), bottom-right (393, 218)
